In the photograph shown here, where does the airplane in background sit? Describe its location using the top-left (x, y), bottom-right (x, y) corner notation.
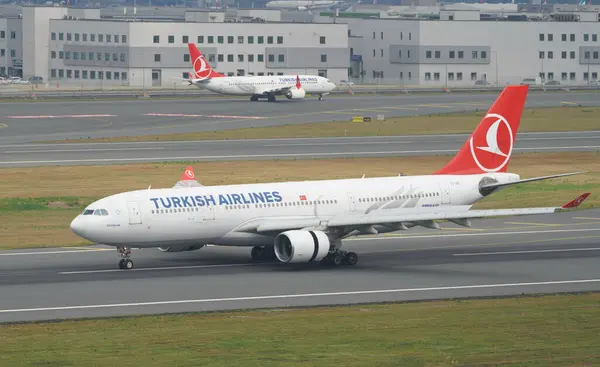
top-left (182, 43), bottom-right (337, 102)
top-left (70, 85), bottom-right (590, 270)
top-left (265, 0), bottom-right (351, 11)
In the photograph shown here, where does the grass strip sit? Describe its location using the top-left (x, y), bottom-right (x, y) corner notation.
top-left (0, 293), bottom-right (599, 366)
top-left (1, 152), bottom-right (598, 249)
top-left (44, 106), bottom-right (600, 143)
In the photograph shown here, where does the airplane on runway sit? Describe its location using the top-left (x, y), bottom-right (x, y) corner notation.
top-left (181, 43), bottom-right (337, 102)
top-left (70, 85), bottom-right (591, 270)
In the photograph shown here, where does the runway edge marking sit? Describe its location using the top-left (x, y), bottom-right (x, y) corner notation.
top-left (1, 279), bottom-right (599, 314)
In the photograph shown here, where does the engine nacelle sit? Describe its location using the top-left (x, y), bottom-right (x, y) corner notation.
top-left (158, 245), bottom-right (205, 253)
top-left (273, 230), bottom-right (330, 263)
top-left (285, 87), bottom-right (306, 100)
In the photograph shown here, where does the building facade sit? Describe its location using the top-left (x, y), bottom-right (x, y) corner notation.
top-left (42, 11), bottom-right (349, 87)
top-left (335, 13), bottom-right (600, 86)
top-left (0, 16), bottom-right (23, 78)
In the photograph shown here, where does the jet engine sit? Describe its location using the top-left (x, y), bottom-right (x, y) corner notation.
top-left (273, 230), bottom-right (330, 263)
top-left (158, 245), bottom-right (205, 252)
top-left (285, 87), bottom-right (306, 100)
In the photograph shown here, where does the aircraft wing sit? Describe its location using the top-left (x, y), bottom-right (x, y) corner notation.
top-left (234, 193), bottom-right (590, 234)
top-left (258, 85), bottom-right (294, 96)
top-left (173, 166), bottom-right (204, 188)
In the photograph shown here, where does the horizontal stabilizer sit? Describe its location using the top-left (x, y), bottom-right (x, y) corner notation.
top-left (480, 172), bottom-right (584, 195)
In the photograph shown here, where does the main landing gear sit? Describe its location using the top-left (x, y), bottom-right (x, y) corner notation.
top-left (318, 94), bottom-right (324, 101)
top-left (251, 245), bottom-right (277, 262)
top-left (249, 95), bottom-right (276, 102)
top-left (320, 249), bottom-right (358, 267)
top-left (117, 245), bottom-right (134, 269)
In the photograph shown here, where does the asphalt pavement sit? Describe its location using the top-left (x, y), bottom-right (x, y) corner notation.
top-left (1, 209), bottom-right (599, 323)
top-left (1, 91), bottom-right (599, 145)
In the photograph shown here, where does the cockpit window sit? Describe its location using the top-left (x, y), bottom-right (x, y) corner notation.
top-left (100, 209), bottom-right (109, 216)
top-left (93, 209), bottom-right (109, 216)
top-left (83, 209), bottom-right (94, 215)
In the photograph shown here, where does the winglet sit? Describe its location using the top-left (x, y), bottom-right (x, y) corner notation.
top-left (181, 166), bottom-right (196, 181)
top-left (561, 193), bottom-right (591, 209)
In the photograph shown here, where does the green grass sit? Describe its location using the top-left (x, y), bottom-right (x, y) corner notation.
top-left (44, 106), bottom-right (600, 143)
top-left (0, 151), bottom-right (598, 250)
top-left (1, 293), bottom-right (599, 366)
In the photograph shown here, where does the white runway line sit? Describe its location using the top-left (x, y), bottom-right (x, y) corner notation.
top-left (0, 249), bottom-right (112, 256)
top-left (453, 247), bottom-right (600, 256)
top-left (1, 279), bottom-right (599, 314)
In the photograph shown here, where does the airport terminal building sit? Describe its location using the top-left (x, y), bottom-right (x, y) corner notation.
top-left (2, 3), bottom-right (600, 87)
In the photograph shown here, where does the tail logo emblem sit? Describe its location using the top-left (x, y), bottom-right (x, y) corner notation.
top-left (185, 169), bottom-right (195, 179)
top-left (469, 113), bottom-right (513, 172)
top-left (193, 55), bottom-right (212, 80)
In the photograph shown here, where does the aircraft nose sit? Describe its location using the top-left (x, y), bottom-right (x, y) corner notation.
top-left (70, 216), bottom-right (85, 237)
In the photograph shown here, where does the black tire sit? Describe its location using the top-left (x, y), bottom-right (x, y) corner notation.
top-left (124, 259), bottom-right (134, 269)
top-left (332, 253), bottom-right (344, 266)
top-left (118, 259), bottom-right (125, 269)
top-left (345, 252), bottom-right (358, 266)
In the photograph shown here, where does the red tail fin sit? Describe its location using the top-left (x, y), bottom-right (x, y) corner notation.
top-left (187, 43), bottom-right (224, 80)
top-left (181, 166), bottom-right (196, 181)
top-left (561, 192), bottom-right (590, 209)
top-left (434, 85), bottom-right (529, 175)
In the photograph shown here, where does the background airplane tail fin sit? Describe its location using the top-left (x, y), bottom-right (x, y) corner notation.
top-left (187, 43), bottom-right (225, 79)
top-left (434, 85), bottom-right (529, 175)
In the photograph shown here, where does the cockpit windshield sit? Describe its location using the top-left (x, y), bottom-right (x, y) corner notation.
top-left (82, 209), bottom-right (109, 216)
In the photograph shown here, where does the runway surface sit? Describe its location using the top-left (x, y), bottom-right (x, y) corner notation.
top-left (1, 209), bottom-right (599, 323)
top-left (2, 131), bottom-right (600, 167)
top-left (1, 91), bottom-right (599, 145)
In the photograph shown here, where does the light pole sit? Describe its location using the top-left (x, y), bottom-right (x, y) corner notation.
top-left (491, 50), bottom-right (498, 86)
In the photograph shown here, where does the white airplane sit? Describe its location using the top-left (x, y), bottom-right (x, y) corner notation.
top-left (183, 43), bottom-right (337, 102)
top-left (265, 0), bottom-right (350, 11)
top-left (70, 85), bottom-right (591, 270)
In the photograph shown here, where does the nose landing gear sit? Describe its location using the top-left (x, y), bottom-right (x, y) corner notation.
top-left (117, 246), bottom-right (134, 269)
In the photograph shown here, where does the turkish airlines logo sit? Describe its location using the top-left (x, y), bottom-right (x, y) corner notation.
top-left (184, 169), bottom-right (195, 179)
top-left (469, 113), bottom-right (513, 173)
top-left (193, 55), bottom-right (212, 80)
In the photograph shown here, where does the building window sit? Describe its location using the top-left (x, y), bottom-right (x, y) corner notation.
top-left (218, 36), bottom-right (224, 44)
top-left (154, 54), bottom-right (161, 62)
top-left (425, 72), bottom-right (431, 80)
top-left (570, 51), bottom-right (576, 59)
top-left (51, 32), bottom-right (56, 40)
top-left (320, 36), bottom-right (326, 44)
top-left (120, 53), bottom-right (126, 62)
top-left (51, 69), bottom-right (56, 78)
top-left (561, 33), bottom-right (566, 41)
top-left (547, 72), bottom-right (554, 80)
top-left (592, 34), bottom-right (598, 42)
top-left (81, 52), bottom-right (86, 60)
top-left (257, 54), bottom-right (264, 62)
top-left (58, 51), bottom-right (64, 59)
top-left (73, 52), bottom-right (79, 60)
top-left (457, 72), bottom-right (463, 80)
top-left (208, 36), bottom-right (214, 43)
top-left (548, 34), bottom-right (553, 41)
top-left (184, 53), bottom-right (190, 62)
top-left (97, 52), bottom-right (101, 61)
top-left (321, 54), bottom-right (327, 62)
top-left (562, 51), bottom-right (567, 59)
top-left (218, 54), bottom-right (224, 62)
top-left (257, 36), bottom-right (264, 44)
top-left (267, 36), bottom-right (273, 44)
top-left (121, 72), bottom-right (127, 80)
top-left (548, 51), bottom-right (553, 59)
top-left (592, 72), bottom-right (598, 80)
top-left (448, 72), bottom-right (454, 80)
top-left (248, 36), bottom-right (254, 44)
top-left (208, 54), bottom-right (215, 62)
top-left (89, 52), bottom-right (94, 60)
top-left (66, 69), bottom-right (72, 78)
top-left (228, 36), bottom-right (233, 44)
top-left (268, 54), bottom-right (274, 62)
top-left (561, 72), bottom-right (567, 80)
top-left (90, 71), bottom-right (95, 79)
top-left (227, 54), bottom-right (233, 62)
top-left (153, 35), bottom-right (159, 43)
top-left (83, 33), bottom-right (87, 42)
top-left (106, 34), bottom-right (111, 42)
top-left (426, 50), bottom-right (432, 58)
top-left (458, 51), bottom-right (463, 59)
top-left (381, 49), bottom-right (383, 57)
top-left (197, 36), bottom-right (204, 43)
top-left (98, 71), bottom-right (103, 79)
top-left (182, 35), bottom-right (188, 43)
top-left (238, 54), bottom-right (244, 62)
top-left (248, 54), bottom-right (254, 62)
top-left (380, 31), bottom-right (383, 39)
top-left (472, 51), bottom-right (478, 59)
top-left (570, 34), bottom-right (575, 42)
top-left (539, 33), bottom-right (544, 41)
top-left (594, 51), bottom-right (599, 59)
top-left (65, 51), bottom-right (71, 60)
top-left (584, 34), bottom-right (589, 42)
top-left (471, 72), bottom-right (477, 80)
top-left (168, 35), bottom-right (174, 43)
top-left (539, 51), bottom-right (544, 59)
top-left (434, 72), bottom-right (440, 81)
top-left (74, 70), bottom-right (80, 79)
top-left (570, 72), bottom-right (576, 80)
top-left (58, 69), bottom-right (64, 78)
top-left (98, 34), bottom-right (103, 42)
top-left (584, 72), bottom-right (589, 80)
top-left (449, 51), bottom-right (455, 59)
top-left (51, 51), bottom-right (56, 59)
top-left (58, 32), bottom-right (63, 40)
top-left (585, 51), bottom-right (590, 59)
top-left (122, 35), bottom-right (126, 43)
top-left (67, 33), bottom-right (72, 41)
top-left (277, 36), bottom-right (283, 44)
top-left (481, 51), bottom-right (487, 58)
top-left (278, 54), bottom-right (284, 62)
top-left (237, 36), bottom-right (244, 44)
top-left (434, 50), bottom-right (440, 58)
top-left (90, 34), bottom-right (95, 42)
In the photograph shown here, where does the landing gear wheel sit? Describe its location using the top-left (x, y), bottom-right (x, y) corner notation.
top-left (267, 95), bottom-right (276, 102)
top-left (345, 252), bottom-right (358, 266)
top-left (118, 259), bottom-right (125, 269)
top-left (117, 245), bottom-right (133, 269)
top-left (318, 94), bottom-right (323, 101)
top-left (332, 253), bottom-right (344, 266)
top-left (123, 259), bottom-right (133, 269)
top-left (250, 95), bottom-right (258, 101)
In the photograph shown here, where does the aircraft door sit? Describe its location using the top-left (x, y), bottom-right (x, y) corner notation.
top-left (438, 183), bottom-right (451, 204)
top-left (348, 194), bottom-right (357, 212)
top-left (127, 201), bottom-right (142, 225)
